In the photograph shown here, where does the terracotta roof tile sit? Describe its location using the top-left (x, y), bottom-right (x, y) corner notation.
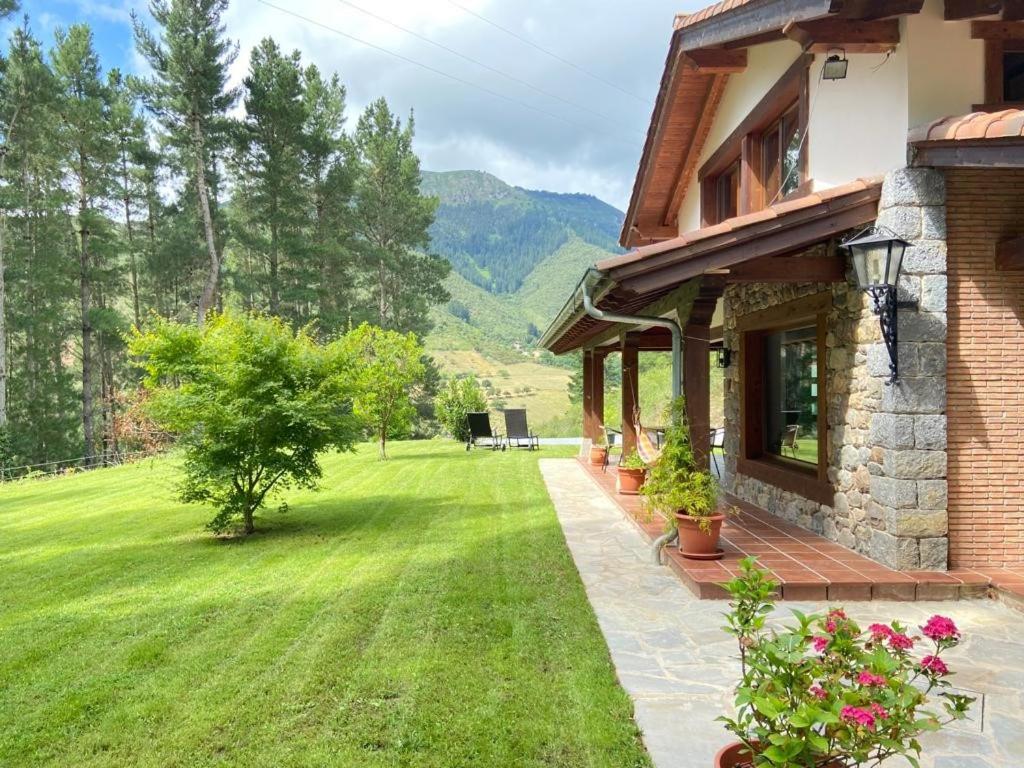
top-left (909, 109), bottom-right (1024, 144)
top-left (598, 177), bottom-right (882, 271)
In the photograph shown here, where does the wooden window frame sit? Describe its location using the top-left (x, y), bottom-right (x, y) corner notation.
top-left (976, 31), bottom-right (1024, 110)
top-left (699, 54), bottom-right (812, 227)
top-left (736, 292), bottom-right (831, 506)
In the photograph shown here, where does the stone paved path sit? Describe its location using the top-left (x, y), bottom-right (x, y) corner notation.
top-left (540, 459), bottom-right (1024, 768)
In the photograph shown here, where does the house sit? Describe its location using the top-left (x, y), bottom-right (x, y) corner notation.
top-left (539, 0), bottom-right (1024, 573)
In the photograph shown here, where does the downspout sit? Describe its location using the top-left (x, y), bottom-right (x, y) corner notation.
top-left (579, 272), bottom-right (681, 561)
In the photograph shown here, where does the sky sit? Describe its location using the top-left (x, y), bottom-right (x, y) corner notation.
top-left (13, 0), bottom-right (706, 211)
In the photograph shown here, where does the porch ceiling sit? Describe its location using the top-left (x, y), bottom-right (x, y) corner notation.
top-left (540, 178), bottom-right (881, 356)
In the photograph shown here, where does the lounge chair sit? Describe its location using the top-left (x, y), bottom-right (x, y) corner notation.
top-left (709, 427), bottom-right (725, 476)
top-left (466, 412), bottom-right (504, 451)
top-left (504, 409), bottom-right (539, 450)
top-left (781, 424), bottom-right (800, 459)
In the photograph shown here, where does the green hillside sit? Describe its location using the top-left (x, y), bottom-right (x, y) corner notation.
top-left (422, 170), bottom-right (623, 294)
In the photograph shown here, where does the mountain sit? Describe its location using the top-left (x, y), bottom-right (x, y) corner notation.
top-left (421, 170), bottom-right (623, 295)
top-left (420, 170), bottom-right (626, 434)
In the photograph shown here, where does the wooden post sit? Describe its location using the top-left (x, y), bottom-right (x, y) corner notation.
top-left (593, 351), bottom-right (605, 438)
top-left (582, 350), bottom-right (596, 442)
top-left (621, 335), bottom-right (640, 458)
top-left (684, 322), bottom-right (711, 469)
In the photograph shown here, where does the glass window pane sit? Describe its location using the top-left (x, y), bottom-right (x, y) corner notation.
top-left (762, 326), bottom-right (819, 466)
top-left (780, 111), bottom-right (801, 198)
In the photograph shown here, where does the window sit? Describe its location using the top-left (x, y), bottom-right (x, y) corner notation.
top-left (981, 38), bottom-right (1024, 108)
top-left (737, 292), bottom-right (830, 504)
top-left (761, 105), bottom-right (801, 205)
top-left (761, 326), bottom-right (819, 466)
top-left (699, 56), bottom-right (810, 226)
top-left (1004, 50), bottom-right (1024, 102)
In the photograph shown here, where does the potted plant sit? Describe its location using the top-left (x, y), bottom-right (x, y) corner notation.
top-left (641, 397), bottom-right (724, 559)
top-left (589, 435), bottom-right (608, 467)
top-left (716, 557), bottom-right (974, 768)
top-left (616, 451), bottom-right (647, 494)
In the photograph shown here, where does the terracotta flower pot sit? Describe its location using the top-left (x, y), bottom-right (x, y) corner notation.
top-left (589, 446), bottom-right (608, 466)
top-left (714, 741), bottom-right (842, 768)
top-left (675, 511), bottom-right (725, 560)
top-left (616, 466), bottom-right (645, 495)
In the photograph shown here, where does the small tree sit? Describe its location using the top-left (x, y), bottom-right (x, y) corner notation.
top-left (129, 312), bottom-right (360, 535)
top-left (341, 323), bottom-right (425, 459)
top-left (435, 376), bottom-right (487, 442)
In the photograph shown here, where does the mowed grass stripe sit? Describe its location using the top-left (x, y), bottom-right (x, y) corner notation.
top-left (0, 442), bottom-right (651, 767)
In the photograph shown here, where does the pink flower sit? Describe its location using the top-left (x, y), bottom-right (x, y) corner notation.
top-left (841, 705), bottom-right (876, 730)
top-left (920, 654), bottom-right (949, 676)
top-left (868, 623), bottom-right (893, 640)
top-left (870, 703), bottom-right (890, 721)
top-left (922, 615), bottom-right (960, 642)
top-left (857, 671), bottom-right (887, 687)
top-left (809, 684), bottom-right (828, 700)
top-left (889, 633), bottom-right (914, 651)
top-left (813, 636), bottom-right (829, 653)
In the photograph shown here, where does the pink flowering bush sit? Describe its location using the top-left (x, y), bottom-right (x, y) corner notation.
top-left (721, 558), bottom-right (974, 767)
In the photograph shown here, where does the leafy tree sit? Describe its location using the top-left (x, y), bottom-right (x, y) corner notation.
top-left (133, 0), bottom-right (238, 325)
top-left (341, 323), bottom-right (425, 459)
top-left (350, 99), bottom-right (448, 337)
top-left (129, 312), bottom-right (361, 535)
top-left (435, 376), bottom-right (487, 442)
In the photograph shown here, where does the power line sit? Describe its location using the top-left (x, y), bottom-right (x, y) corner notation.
top-left (255, 0), bottom-right (638, 146)
top-left (331, 0), bottom-right (638, 132)
top-left (445, 0), bottom-right (649, 106)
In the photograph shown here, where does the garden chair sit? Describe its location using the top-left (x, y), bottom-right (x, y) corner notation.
top-left (598, 424), bottom-right (622, 472)
top-left (709, 427), bottom-right (725, 477)
top-left (503, 409), bottom-right (539, 451)
top-left (466, 412), bottom-right (504, 451)
top-left (781, 424), bottom-right (800, 459)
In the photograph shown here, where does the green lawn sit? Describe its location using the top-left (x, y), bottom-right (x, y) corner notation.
top-left (0, 442), bottom-right (651, 768)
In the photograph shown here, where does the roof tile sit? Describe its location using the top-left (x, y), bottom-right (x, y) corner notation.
top-left (909, 109), bottom-right (1024, 144)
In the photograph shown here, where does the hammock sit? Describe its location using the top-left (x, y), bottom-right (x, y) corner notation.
top-left (633, 409), bottom-right (663, 467)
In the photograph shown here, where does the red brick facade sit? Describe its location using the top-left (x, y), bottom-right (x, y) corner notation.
top-left (946, 169), bottom-right (1024, 567)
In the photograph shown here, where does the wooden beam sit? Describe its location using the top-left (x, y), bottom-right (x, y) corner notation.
top-left (727, 255), bottom-right (848, 282)
top-left (664, 73), bottom-right (729, 227)
top-left (582, 351), bottom-right (598, 442)
top-left (945, 0), bottom-right (1001, 20)
top-left (633, 223), bottom-right (678, 241)
top-left (620, 335), bottom-right (640, 457)
top-left (783, 18), bottom-right (900, 53)
top-left (971, 19), bottom-right (1024, 37)
top-left (682, 49), bottom-right (748, 73)
top-left (995, 235), bottom-right (1024, 269)
top-left (1006, 0), bottom-right (1024, 18)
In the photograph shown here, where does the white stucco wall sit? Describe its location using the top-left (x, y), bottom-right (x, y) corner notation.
top-left (906, 0), bottom-right (984, 129)
top-left (674, 3), bottom-right (987, 224)
top-left (676, 39), bottom-right (804, 233)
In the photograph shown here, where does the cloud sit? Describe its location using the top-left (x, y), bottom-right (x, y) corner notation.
top-left (29, 0), bottom-right (706, 209)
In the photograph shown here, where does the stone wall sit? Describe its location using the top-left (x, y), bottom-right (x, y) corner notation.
top-left (720, 168), bottom-right (949, 571)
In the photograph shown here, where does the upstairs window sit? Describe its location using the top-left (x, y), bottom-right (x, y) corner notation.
top-left (978, 33), bottom-right (1024, 108)
top-left (1004, 47), bottom-right (1024, 102)
top-left (699, 56), bottom-right (810, 227)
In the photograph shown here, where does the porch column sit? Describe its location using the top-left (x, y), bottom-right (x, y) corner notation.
top-left (621, 334), bottom-right (640, 457)
top-left (581, 350), bottom-right (603, 442)
top-left (684, 322), bottom-right (711, 469)
top-left (592, 350), bottom-right (605, 435)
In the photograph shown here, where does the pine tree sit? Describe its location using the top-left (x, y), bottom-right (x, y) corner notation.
top-left (232, 38), bottom-right (308, 321)
top-left (52, 24), bottom-right (118, 465)
top-left (302, 63), bottom-right (355, 337)
top-left (133, 0), bottom-right (237, 326)
top-left (350, 99), bottom-right (448, 338)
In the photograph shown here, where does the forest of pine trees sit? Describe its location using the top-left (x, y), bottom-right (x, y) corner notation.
top-left (0, 0), bottom-right (450, 472)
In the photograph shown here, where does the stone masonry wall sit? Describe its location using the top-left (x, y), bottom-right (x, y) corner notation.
top-left (721, 168), bottom-right (949, 571)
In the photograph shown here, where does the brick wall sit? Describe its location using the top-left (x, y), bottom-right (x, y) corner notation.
top-left (946, 169), bottom-right (1024, 568)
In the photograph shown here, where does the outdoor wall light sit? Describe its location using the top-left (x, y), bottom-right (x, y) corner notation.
top-left (822, 49), bottom-right (849, 81)
top-left (841, 225), bottom-right (915, 385)
top-left (715, 347), bottom-right (732, 369)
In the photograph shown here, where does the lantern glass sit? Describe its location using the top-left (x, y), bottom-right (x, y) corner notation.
top-left (845, 228), bottom-right (910, 289)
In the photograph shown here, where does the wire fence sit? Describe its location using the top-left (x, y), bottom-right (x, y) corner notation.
top-left (0, 448), bottom-right (165, 483)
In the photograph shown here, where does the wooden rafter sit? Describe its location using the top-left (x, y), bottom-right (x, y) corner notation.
top-left (782, 18), bottom-right (900, 53)
top-left (971, 19), bottom-right (1024, 37)
top-left (945, 0), bottom-right (1024, 18)
top-left (681, 49), bottom-right (748, 73)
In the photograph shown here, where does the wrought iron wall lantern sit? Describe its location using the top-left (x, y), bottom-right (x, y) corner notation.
top-left (841, 225), bottom-right (916, 385)
top-left (715, 347), bottom-right (732, 369)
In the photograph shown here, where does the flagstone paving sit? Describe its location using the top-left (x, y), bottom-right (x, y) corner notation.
top-left (540, 458), bottom-right (1024, 768)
